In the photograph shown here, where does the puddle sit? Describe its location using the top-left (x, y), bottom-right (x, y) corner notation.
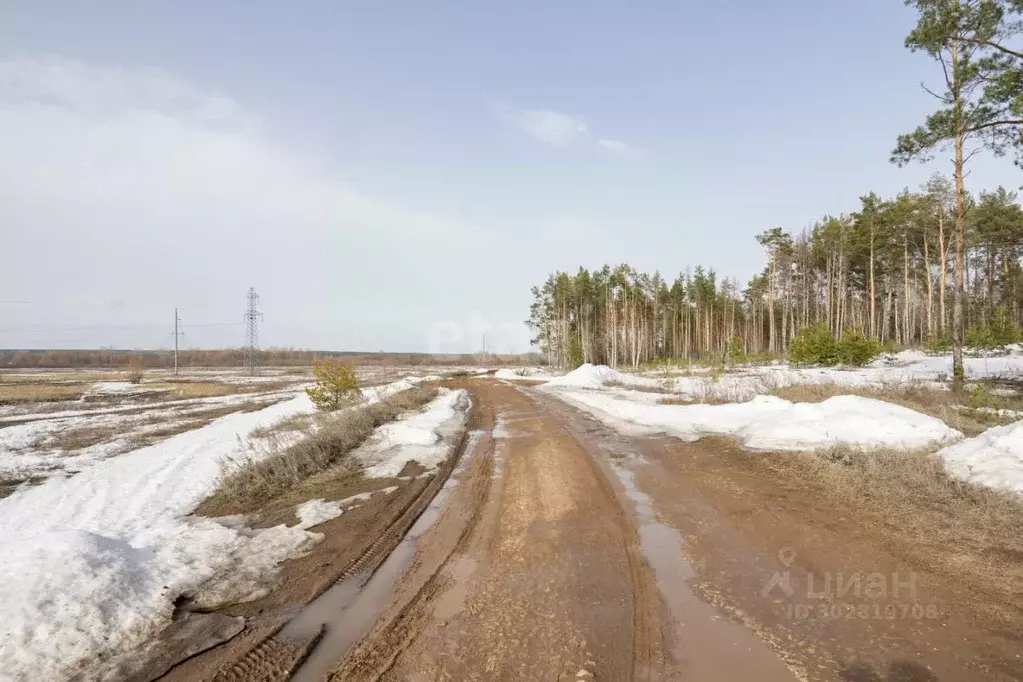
top-left (431, 555), bottom-right (477, 621)
top-left (550, 397), bottom-right (798, 681)
top-left (284, 430), bottom-right (482, 682)
top-left (609, 458), bottom-right (697, 584)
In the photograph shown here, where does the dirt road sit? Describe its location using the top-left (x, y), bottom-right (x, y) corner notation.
top-left (159, 378), bottom-right (1021, 681)
top-left (328, 381), bottom-right (797, 681)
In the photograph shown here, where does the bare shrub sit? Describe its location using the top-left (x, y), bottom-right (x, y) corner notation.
top-left (126, 356), bottom-right (146, 384)
top-left (200, 385), bottom-right (439, 516)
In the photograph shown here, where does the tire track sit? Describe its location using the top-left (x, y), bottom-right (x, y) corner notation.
top-left (208, 398), bottom-right (481, 682)
top-left (326, 394), bottom-right (496, 680)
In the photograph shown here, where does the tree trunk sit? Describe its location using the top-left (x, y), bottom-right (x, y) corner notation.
top-left (869, 226), bottom-right (876, 338)
top-left (951, 39), bottom-right (966, 386)
top-left (924, 226), bottom-right (934, 338)
top-left (903, 230), bottom-right (910, 345)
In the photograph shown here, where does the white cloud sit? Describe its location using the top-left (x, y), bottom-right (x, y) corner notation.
top-left (0, 56), bottom-right (538, 351)
top-left (495, 100), bottom-right (646, 159)
top-left (597, 138), bottom-right (649, 161)
top-left (496, 103), bottom-right (588, 148)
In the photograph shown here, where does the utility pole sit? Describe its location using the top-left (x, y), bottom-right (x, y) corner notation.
top-left (172, 308), bottom-right (184, 375)
top-left (244, 287), bottom-right (263, 376)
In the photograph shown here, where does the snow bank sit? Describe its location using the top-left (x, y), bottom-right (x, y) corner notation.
top-left (0, 374), bottom-right (441, 681)
top-left (551, 348), bottom-right (1023, 403)
top-left (356, 388), bottom-right (470, 478)
top-left (544, 363), bottom-right (660, 390)
top-left (938, 420), bottom-right (1023, 494)
top-left (365, 375), bottom-right (442, 402)
top-left (545, 388), bottom-right (961, 451)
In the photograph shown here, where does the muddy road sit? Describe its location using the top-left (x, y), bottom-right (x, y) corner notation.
top-left (164, 379), bottom-right (1021, 681)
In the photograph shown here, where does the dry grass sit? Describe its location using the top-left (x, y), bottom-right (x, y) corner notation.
top-left (604, 378), bottom-right (677, 394)
top-left (0, 383), bottom-right (89, 405)
top-left (250, 412), bottom-right (314, 439)
top-left (657, 395), bottom-right (693, 405)
top-left (198, 385), bottom-right (440, 517)
top-left (759, 443), bottom-right (1023, 613)
top-left (769, 382), bottom-right (1015, 436)
top-left (142, 379), bottom-right (296, 401)
top-left (48, 426), bottom-right (119, 451)
top-left (0, 475), bottom-right (46, 499)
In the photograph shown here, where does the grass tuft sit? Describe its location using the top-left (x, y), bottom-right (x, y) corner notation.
top-left (198, 385), bottom-right (439, 516)
top-left (761, 442), bottom-right (1023, 612)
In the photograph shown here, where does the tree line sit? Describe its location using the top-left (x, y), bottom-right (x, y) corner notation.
top-left (529, 1), bottom-right (1023, 380)
top-left (0, 349), bottom-right (538, 369)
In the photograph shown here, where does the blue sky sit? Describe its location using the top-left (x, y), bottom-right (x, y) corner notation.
top-left (3, 1), bottom-right (1020, 352)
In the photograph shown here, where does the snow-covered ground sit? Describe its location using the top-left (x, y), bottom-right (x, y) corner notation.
top-left (0, 374), bottom-right (455, 681)
top-left (596, 347), bottom-right (1023, 402)
top-left (0, 390), bottom-right (294, 482)
top-left (493, 367), bottom-right (559, 382)
top-left (545, 381), bottom-right (961, 451)
top-left (938, 420), bottom-right (1023, 494)
top-left (543, 360), bottom-right (1023, 496)
top-left (355, 388), bottom-right (470, 478)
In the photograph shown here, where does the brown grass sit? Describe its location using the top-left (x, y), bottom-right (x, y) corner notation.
top-left (0, 383), bottom-right (89, 405)
top-left (198, 385), bottom-right (440, 517)
top-left (604, 378), bottom-right (676, 394)
top-left (49, 426), bottom-right (119, 451)
top-left (759, 443), bottom-right (1023, 615)
top-left (0, 475), bottom-right (46, 499)
top-left (250, 412), bottom-right (314, 439)
top-left (657, 395), bottom-right (693, 405)
top-left (769, 382), bottom-right (1015, 436)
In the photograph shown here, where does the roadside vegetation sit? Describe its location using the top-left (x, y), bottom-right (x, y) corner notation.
top-left (764, 442), bottom-right (1023, 619)
top-left (306, 360), bottom-right (363, 411)
top-left (199, 384), bottom-right (439, 517)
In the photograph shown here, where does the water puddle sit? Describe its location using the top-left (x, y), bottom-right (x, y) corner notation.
top-left (606, 453), bottom-right (796, 681)
top-left (431, 555), bottom-right (477, 621)
top-left (283, 430), bottom-right (483, 682)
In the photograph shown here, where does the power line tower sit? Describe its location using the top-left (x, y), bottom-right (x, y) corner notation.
top-left (243, 287), bottom-right (263, 375)
top-left (172, 308), bottom-right (184, 375)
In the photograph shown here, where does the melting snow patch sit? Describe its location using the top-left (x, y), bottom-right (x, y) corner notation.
top-left (0, 374), bottom-right (445, 681)
top-left (545, 388), bottom-right (961, 452)
top-left (356, 389), bottom-right (470, 478)
top-left (295, 499), bottom-right (345, 529)
top-left (938, 420), bottom-right (1023, 494)
top-left (493, 367), bottom-right (557, 381)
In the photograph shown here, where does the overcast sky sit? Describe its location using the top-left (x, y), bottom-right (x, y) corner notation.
top-left (3, 1), bottom-right (1020, 353)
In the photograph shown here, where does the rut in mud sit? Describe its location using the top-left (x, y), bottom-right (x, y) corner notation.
top-left (329, 380), bottom-right (795, 682)
top-left (155, 378), bottom-right (1019, 682)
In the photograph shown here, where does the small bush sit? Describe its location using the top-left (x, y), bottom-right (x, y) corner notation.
top-left (566, 336), bottom-right (584, 370)
top-left (836, 328), bottom-right (881, 367)
top-left (789, 324), bottom-right (839, 366)
top-left (126, 356), bottom-right (146, 384)
top-left (725, 334), bottom-right (746, 365)
top-left (926, 332), bottom-right (952, 353)
top-left (966, 307), bottom-right (1018, 350)
top-left (306, 360), bottom-right (362, 411)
